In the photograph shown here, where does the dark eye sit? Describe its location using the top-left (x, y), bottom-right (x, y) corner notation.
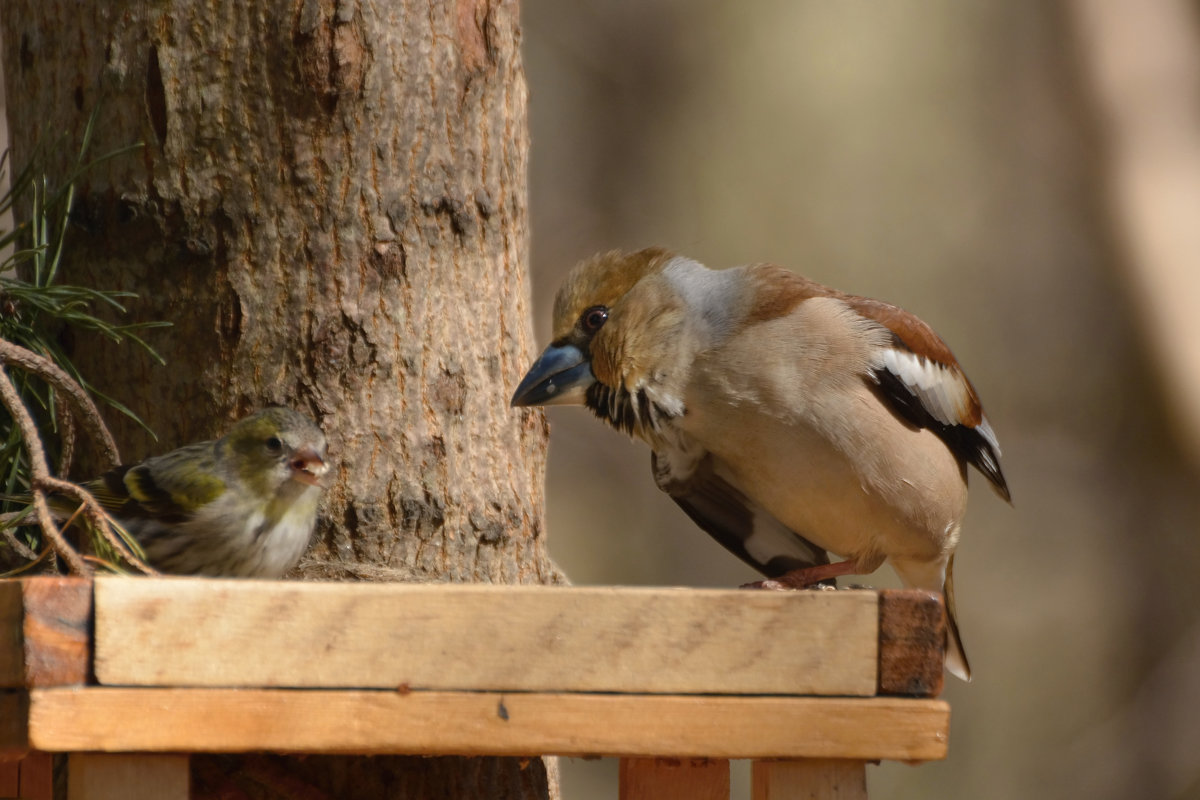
top-left (581, 305), bottom-right (608, 334)
top-left (266, 436), bottom-right (283, 453)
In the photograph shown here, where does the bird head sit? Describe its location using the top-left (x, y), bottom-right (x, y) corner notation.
top-left (512, 247), bottom-right (693, 437)
top-left (220, 407), bottom-right (329, 498)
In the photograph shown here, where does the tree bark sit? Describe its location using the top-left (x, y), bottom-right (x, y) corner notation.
top-left (1, 0), bottom-right (560, 796)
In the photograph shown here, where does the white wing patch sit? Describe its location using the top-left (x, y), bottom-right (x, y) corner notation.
top-left (876, 347), bottom-right (972, 427)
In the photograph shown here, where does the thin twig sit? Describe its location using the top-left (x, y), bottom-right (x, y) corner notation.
top-left (2, 522), bottom-right (37, 560)
top-left (0, 340), bottom-right (155, 575)
top-left (37, 474), bottom-right (157, 575)
top-left (0, 363), bottom-right (89, 574)
top-left (0, 338), bottom-right (120, 468)
top-left (0, 510), bottom-right (32, 527)
top-left (0, 544), bottom-right (51, 577)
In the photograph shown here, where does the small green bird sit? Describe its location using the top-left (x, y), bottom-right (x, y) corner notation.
top-left (73, 407), bottom-right (328, 577)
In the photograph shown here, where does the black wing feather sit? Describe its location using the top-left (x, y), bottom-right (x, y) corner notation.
top-left (652, 451), bottom-right (829, 577)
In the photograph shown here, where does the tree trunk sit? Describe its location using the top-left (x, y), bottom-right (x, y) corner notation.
top-left (1, 0), bottom-right (560, 796)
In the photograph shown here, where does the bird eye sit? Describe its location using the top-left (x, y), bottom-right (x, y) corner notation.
top-left (265, 436), bottom-right (283, 452)
top-left (581, 305), bottom-right (609, 334)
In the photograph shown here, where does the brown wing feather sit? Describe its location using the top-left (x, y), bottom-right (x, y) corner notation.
top-left (711, 262), bottom-right (1009, 500)
top-left (843, 296), bottom-right (984, 427)
top-left (845, 298), bottom-right (1010, 501)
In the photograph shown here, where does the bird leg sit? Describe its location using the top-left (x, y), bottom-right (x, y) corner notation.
top-left (742, 559), bottom-right (862, 590)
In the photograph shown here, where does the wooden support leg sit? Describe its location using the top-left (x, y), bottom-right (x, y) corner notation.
top-left (751, 759), bottom-right (867, 800)
top-left (0, 759), bottom-right (18, 798)
top-left (0, 753), bottom-right (53, 800)
top-left (18, 754), bottom-right (53, 800)
top-left (619, 757), bottom-right (729, 800)
top-left (67, 754), bottom-right (189, 800)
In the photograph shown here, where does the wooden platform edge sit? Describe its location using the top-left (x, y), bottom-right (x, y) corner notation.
top-left (0, 579), bottom-right (92, 690)
top-left (878, 589), bottom-right (945, 697)
top-left (26, 688), bottom-right (950, 762)
top-left (4, 578), bottom-right (954, 697)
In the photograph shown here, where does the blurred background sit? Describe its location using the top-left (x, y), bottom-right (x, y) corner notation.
top-left (523, 1), bottom-right (1200, 799)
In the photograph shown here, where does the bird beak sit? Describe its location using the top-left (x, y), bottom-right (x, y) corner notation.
top-left (289, 449), bottom-right (328, 487)
top-left (511, 343), bottom-right (595, 407)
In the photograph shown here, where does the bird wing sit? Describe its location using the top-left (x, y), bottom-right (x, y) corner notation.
top-left (651, 448), bottom-right (830, 577)
top-left (86, 442), bottom-right (226, 522)
top-left (847, 296), bottom-right (1011, 501)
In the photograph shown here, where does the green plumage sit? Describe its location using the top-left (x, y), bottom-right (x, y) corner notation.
top-left (53, 407), bottom-right (328, 576)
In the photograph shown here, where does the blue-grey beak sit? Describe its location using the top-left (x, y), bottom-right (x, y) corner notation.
top-left (511, 343), bottom-right (595, 407)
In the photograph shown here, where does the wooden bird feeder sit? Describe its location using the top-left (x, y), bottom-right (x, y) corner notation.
top-left (0, 577), bottom-right (949, 799)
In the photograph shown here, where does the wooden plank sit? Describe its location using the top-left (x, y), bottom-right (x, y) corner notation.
top-left (0, 693), bottom-right (28, 756)
top-left (94, 579), bottom-right (880, 696)
top-left (17, 753), bottom-right (53, 800)
top-left (27, 688), bottom-right (949, 761)
top-left (619, 758), bottom-right (729, 800)
top-left (67, 754), bottom-right (188, 800)
top-left (878, 589), bottom-right (945, 697)
top-left (0, 579), bottom-right (92, 689)
top-left (751, 759), bottom-right (867, 800)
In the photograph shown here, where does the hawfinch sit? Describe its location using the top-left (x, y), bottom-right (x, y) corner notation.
top-left (512, 248), bottom-right (1010, 681)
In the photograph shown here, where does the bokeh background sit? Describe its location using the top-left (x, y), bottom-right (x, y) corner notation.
top-left (522, 1), bottom-right (1200, 799)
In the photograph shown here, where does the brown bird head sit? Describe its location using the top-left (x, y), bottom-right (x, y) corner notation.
top-left (511, 248), bottom-right (673, 405)
top-left (511, 247), bottom-right (693, 437)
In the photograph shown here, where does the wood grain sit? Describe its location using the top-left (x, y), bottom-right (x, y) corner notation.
top-left (877, 589), bottom-right (945, 697)
top-left (0, 579), bottom-right (92, 689)
top-left (67, 754), bottom-right (188, 800)
top-left (94, 579), bottom-right (880, 696)
top-left (619, 758), bottom-right (729, 800)
top-left (751, 759), bottom-right (868, 800)
top-left (27, 688), bottom-right (950, 761)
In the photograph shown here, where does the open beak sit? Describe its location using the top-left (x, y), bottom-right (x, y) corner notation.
top-left (289, 449), bottom-right (328, 487)
top-left (511, 343), bottom-right (595, 407)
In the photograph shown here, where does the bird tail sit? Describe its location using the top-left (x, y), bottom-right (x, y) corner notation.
top-left (943, 554), bottom-right (972, 682)
top-left (892, 553), bottom-right (972, 682)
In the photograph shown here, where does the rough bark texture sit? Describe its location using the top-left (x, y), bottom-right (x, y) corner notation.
top-left (2, 0), bottom-right (559, 796)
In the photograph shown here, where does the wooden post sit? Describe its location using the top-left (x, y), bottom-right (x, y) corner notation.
top-left (67, 754), bottom-right (189, 800)
top-left (619, 757), bottom-right (729, 800)
top-left (0, 759), bottom-right (17, 797)
top-left (17, 754), bottom-right (52, 800)
top-left (751, 759), bottom-right (867, 800)
top-left (1, 753), bottom-right (53, 800)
